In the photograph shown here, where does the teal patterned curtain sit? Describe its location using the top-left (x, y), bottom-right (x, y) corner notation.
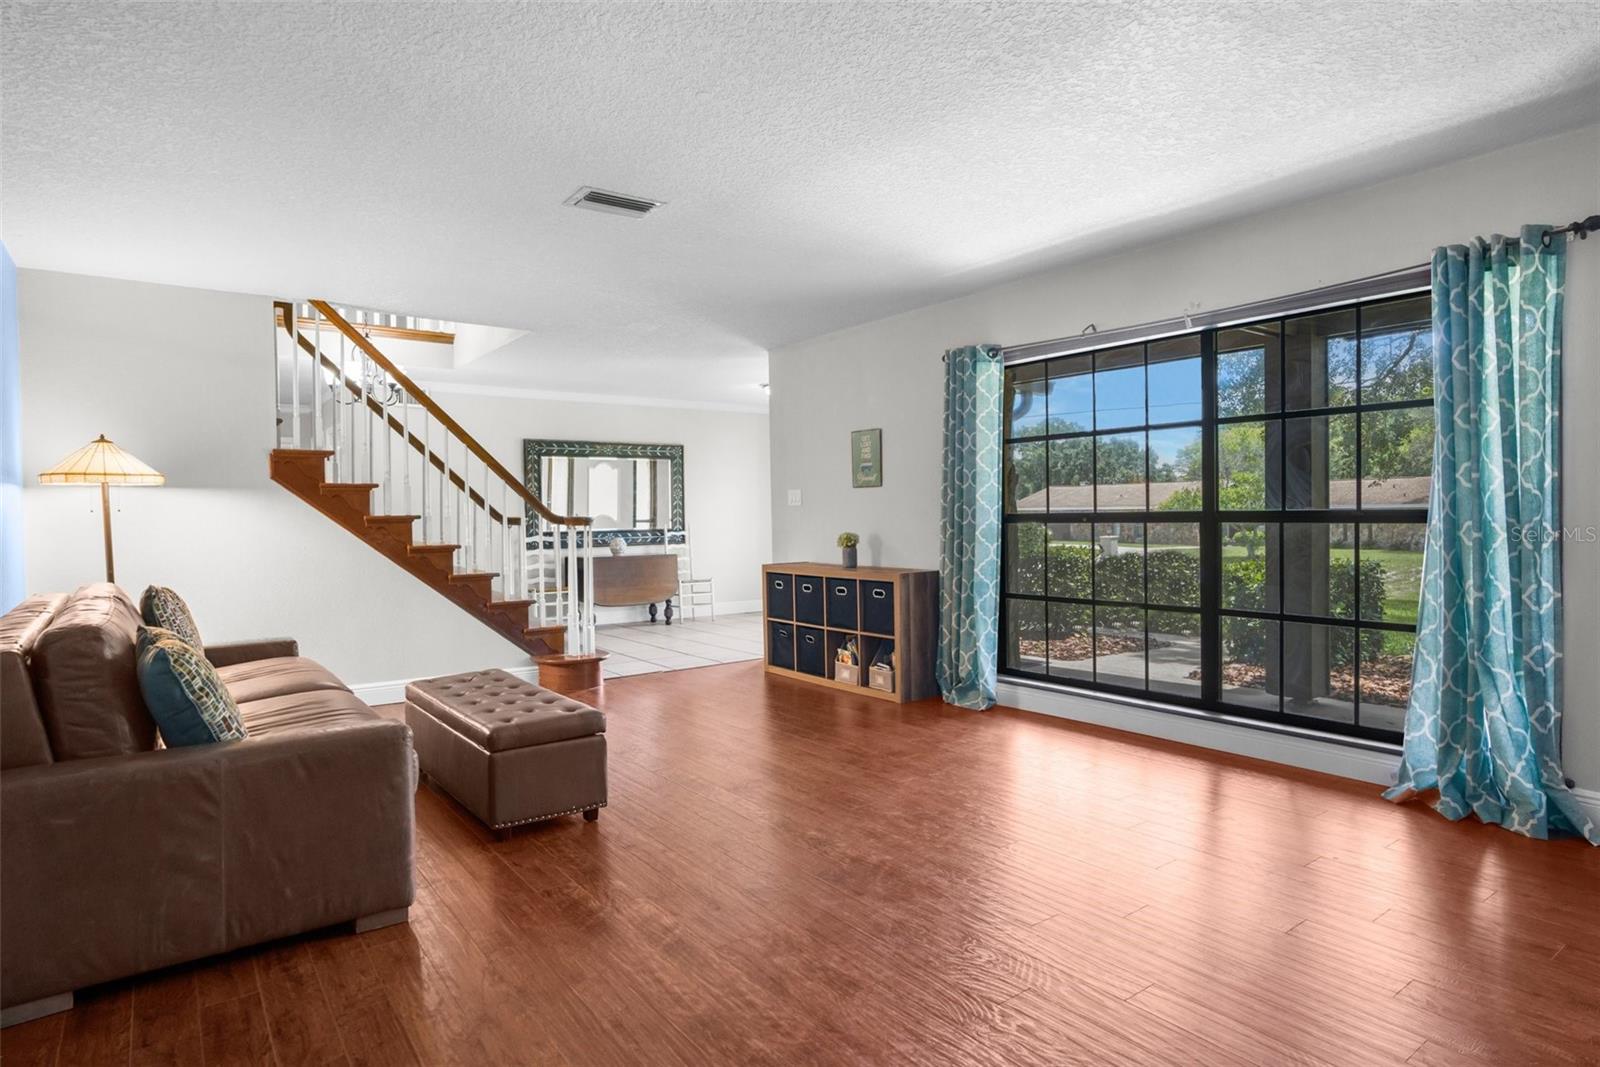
top-left (937, 345), bottom-right (1003, 710)
top-left (1386, 226), bottom-right (1596, 844)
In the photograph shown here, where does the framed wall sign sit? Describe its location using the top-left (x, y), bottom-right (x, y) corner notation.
top-left (851, 428), bottom-right (882, 488)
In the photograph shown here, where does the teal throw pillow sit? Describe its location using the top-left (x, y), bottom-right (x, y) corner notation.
top-left (136, 625), bottom-right (248, 747)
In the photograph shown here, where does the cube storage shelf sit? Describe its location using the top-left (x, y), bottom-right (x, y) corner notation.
top-left (762, 562), bottom-right (938, 703)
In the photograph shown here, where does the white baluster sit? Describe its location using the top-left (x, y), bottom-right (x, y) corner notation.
top-left (342, 329), bottom-right (353, 483)
top-left (285, 310), bottom-right (300, 447)
top-left (419, 409), bottom-right (430, 541)
top-left (480, 464), bottom-right (490, 576)
top-left (568, 525), bottom-right (580, 653)
top-left (459, 452), bottom-right (469, 570)
top-left (441, 435), bottom-right (450, 549)
top-left (382, 372), bottom-right (393, 515)
top-left (364, 354), bottom-right (375, 487)
top-left (538, 521), bottom-right (547, 623)
top-left (330, 317), bottom-right (342, 482)
top-left (583, 526), bottom-right (595, 653)
top-left (309, 305), bottom-right (323, 453)
top-left (402, 392), bottom-right (412, 520)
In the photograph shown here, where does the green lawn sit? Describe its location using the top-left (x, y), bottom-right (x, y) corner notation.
top-left (1332, 547), bottom-right (1422, 625)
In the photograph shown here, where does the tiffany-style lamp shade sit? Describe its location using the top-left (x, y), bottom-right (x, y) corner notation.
top-left (38, 435), bottom-right (164, 582)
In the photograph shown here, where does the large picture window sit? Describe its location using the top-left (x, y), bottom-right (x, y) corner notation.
top-left (1001, 292), bottom-right (1431, 743)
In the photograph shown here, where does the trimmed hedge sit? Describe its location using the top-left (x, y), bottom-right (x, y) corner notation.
top-left (1009, 526), bottom-right (1387, 664)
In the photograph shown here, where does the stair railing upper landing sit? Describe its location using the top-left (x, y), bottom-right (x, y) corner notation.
top-left (272, 299), bottom-right (596, 656)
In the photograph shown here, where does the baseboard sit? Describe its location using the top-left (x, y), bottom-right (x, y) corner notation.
top-left (995, 678), bottom-right (1402, 786)
top-left (1572, 787), bottom-right (1600, 826)
top-left (350, 665), bottom-right (539, 707)
top-left (711, 598), bottom-right (761, 616)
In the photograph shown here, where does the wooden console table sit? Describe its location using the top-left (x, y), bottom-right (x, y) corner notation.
top-left (762, 562), bottom-right (938, 703)
top-left (593, 553), bottom-right (679, 624)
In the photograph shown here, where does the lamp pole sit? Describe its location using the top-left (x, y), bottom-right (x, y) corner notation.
top-left (101, 480), bottom-right (115, 582)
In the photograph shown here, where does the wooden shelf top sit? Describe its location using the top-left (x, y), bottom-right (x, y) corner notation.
top-left (764, 562), bottom-right (937, 581)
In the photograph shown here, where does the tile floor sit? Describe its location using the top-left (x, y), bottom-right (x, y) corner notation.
top-left (594, 611), bottom-right (764, 679)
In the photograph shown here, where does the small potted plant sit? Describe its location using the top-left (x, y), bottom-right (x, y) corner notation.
top-left (837, 531), bottom-right (859, 569)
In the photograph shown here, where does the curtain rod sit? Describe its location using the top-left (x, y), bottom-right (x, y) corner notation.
top-left (1002, 213), bottom-right (1595, 366)
top-left (1540, 214), bottom-right (1600, 247)
top-left (1001, 263), bottom-right (1431, 366)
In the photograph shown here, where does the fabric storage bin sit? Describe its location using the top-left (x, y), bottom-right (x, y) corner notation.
top-left (861, 581), bottom-right (894, 634)
top-left (835, 663), bottom-right (860, 686)
top-left (868, 664), bottom-right (895, 693)
top-left (769, 621), bottom-right (795, 670)
top-left (796, 626), bottom-right (826, 676)
top-left (794, 576), bottom-right (825, 625)
top-left (766, 572), bottom-right (794, 620)
top-left (826, 578), bottom-right (858, 629)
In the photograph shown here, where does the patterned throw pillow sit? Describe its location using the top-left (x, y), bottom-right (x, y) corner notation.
top-left (136, 626), bottom-right (248, 747)
top-left (141, 586), bottom-right (203, 649)
top-left (140, 588), bottom-right (203, 646)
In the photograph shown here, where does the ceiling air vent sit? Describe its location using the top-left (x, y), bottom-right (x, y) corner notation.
top-left (564, 186), bottom-right (664, 218)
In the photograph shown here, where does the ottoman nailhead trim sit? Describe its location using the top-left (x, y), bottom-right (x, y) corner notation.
top-left (492, 801), bottom-right (608, 830)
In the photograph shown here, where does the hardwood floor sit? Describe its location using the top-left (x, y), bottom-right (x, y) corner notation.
top-left (6, 661), bottom-right (1597, 1066)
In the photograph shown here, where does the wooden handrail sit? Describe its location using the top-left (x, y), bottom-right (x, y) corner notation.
top-left (275, 302), bottom-right (522, 525)
top-left (303, 300), bottom-right (587, 527)
top-left (294, 315), bottom-right (454, 346)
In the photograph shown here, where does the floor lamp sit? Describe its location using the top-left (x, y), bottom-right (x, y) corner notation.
top-left (38, 435), bottom-right (165, 583)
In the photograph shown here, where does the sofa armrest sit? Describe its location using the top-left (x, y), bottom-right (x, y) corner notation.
top-left (1, 717), bottom-right (414, 1008)
top-left (204, 638), bottom-right (299, 667)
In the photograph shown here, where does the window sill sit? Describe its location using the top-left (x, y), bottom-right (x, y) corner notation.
top-left (994, 674), bottom-right (1403, 785)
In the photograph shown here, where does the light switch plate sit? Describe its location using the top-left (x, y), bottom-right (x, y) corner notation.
top-left (787, 489), bottom-right (802, 506)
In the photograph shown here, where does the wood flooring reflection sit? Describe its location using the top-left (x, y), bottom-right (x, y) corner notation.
top-left (6, 660), bottom-right (1597, 1065)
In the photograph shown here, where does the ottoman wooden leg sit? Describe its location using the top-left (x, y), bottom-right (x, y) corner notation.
top-left (353, 908), bottom-right (409, 934)
top-left (1, 992), bottom-right (72, 1028)
top-left (584, 807), bottom-right (600, 821)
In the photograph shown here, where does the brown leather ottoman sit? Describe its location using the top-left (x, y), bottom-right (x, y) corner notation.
top-left (404, 669), bottom-right (606, 833)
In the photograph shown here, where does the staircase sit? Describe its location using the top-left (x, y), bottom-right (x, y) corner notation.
top-left (268, 300), bottom-right (602, 672)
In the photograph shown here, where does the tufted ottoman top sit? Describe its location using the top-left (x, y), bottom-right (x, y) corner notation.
top-left (405, 669), bottom-right (605, 752)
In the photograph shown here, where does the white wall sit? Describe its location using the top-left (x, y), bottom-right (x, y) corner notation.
top-left (768, 124), bottom-right (1600, 790)
top-left (17, 270), bottom-right (769, 690)
top-left (451, 322), bottom-right (527, 368)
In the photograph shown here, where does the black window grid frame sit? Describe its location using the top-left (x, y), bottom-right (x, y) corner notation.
top-left (999, 293), bottom-right (1431, 744)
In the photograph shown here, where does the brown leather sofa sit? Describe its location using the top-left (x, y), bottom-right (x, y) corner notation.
top-left (0, 584), bottom-right (416, 1027)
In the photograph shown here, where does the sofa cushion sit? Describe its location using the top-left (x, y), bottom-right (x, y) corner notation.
top-left (136, 626), bottom-right (248, 748)
top-left (406, 669), bottom-right (605, 751)
top-left (31, 583), bottom-right (158, 760)
top-left (141, 585), bottom-right (202, 648)
top-left (215, 656), bottom-right (350, 704)
top-left (237, 689), bottom-right (380, 738)
top-left (0, 593), bottom-right (68, 769)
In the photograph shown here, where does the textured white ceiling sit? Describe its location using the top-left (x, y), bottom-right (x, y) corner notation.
top-left (4, 2), bottom-right (1598, 409)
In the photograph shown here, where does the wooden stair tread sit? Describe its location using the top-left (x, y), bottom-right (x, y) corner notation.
top-left (269, 453), bottom-right (564, 661)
